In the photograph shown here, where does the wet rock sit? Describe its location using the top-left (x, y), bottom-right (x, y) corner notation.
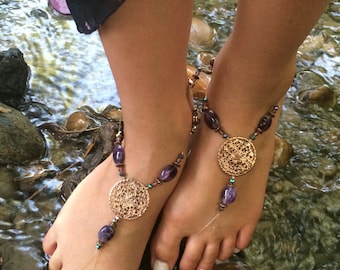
top-left (294, 71), bottom-right (326, 90)
top-left (328, 1), bottom-right (340, 22)
top-left (65, 111), bottom-right (91, 131)
top-left (100, 105), bottom-right (122, 121)
top-left (318, 158), bottom-right (338, 179)
top-left (297, 85), bottom-right (337, 107)
top-left (0, 203), bottom-right (15, 223)
top-left (0, 48), bottom-right (29, 108)
top-left (0, 242), bottom-right (45, 270)
top-left (273, 136), bottom-right (293, 168)
top-left (14, 161), bottom-right (55, 193)
top-left (0, 102), bottom-right (45, 165)
top-left (197, 51), bottom-right (215, 66)
top-left (189, 17), bottom-right (216, 50)
top-left (61, 120), bottom-right (118, 198)
top-left (0, 167), bottom-right (18, 199)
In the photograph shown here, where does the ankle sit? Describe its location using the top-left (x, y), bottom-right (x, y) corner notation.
top-left (209, 50), bottom-right (296, 109)
top-left (120, 98), bottom-right (193, 182)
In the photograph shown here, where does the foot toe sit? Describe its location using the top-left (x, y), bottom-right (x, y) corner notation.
top-left (217, 238), bottom-right (236, 261)
top-left (196, 243), bottom-right (220, 270)
top-left (45, 248), bottom-right (62, 270)
top-left (151, 223), bottom-right (183, 269)
top-left (178, 237), bottom-right (206, 270)
top-left (43, 227), bottom-right (57, 256)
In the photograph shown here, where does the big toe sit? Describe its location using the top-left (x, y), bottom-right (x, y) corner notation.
top-left (151, 221), bottom-right (184, 270)
top-left (43, 227), bottom-right (57, 256)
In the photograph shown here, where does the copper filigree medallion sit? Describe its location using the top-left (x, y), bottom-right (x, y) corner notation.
top-left (217, 137), bottom-right (257, 176)
top-left (109, 178), bottom-right (150, 220)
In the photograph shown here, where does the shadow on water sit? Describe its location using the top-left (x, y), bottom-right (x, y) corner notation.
top-left (0, 0), bottom-right (339, 269)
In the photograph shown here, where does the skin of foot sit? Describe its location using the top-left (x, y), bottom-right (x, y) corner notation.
top-left (43, 107), bottom-right (192, 269)
top-left (151, 0), bottom-right (330, 268)
top-left (43, 0), bottom-right (194, 268)
top-left (43, 0), bottom-right (330, 268)
top-left (151, 101), bottom-right (284, 270)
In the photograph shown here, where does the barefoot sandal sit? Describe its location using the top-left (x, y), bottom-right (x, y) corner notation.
top-left (95, 109), bottom-right (199, 250)
top-left (202, 98), bottom-right (279, 211)
top-left (188, 62), bottom-right (279, 211)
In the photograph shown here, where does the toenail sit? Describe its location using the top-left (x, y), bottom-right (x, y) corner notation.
top-left (233, 248), bottom-right (241, 253)
top-left (153, 260), bottom-right (169, 270)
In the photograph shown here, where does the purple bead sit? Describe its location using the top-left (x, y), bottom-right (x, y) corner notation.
top-left (221, 185), bottom-right (236, 205)
top-left (159, 164), bottom-right (178, 182)
top-left (98, 225), bottom-right (115, 243)
top-left (113, 144), bottom-right (124, 165)
top-left (257, 114), bottom-right (272, 133)
top-left (204, 109), bottom-right (220, 130)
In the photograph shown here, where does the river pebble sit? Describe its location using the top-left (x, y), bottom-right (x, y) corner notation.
top-left (189, 17), bottom-right (216, 50)
top-left (0, 102), bottom-right (45, 165)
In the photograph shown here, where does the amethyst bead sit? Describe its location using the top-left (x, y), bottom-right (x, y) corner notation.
top-left (159, 164), bottom-right (178, 182)
top-left (257, 114), bottom-right (272, 133)
top-left (113, 144), bottom-right (125, 165)
top-left (98, 225), bottom-right (115, 244)
top-left (221, 185), bottom-right (236, 205)
top-left (204, 109), bottom-right (220, 130)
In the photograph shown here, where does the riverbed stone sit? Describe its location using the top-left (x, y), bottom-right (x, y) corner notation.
top-left (0, 242), bottom-right (44, 270)
top-left (273, 136), bottom-right (293, 168)
top-left (189, 17), bottom-right (216, 50)
top-left (0, 48), bottom-right (29, 108)
top-left (0, 102), bottom-right (45, 165)
top-left (298, 85), bottom-right (337, 107)
top-left (0, 167), bottom-right (18, 199)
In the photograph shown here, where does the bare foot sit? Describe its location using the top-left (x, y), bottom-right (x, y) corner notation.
top-left (43, 105), bottom-right (192, 269)
top-left (151, 100), bottom-right (284, 270)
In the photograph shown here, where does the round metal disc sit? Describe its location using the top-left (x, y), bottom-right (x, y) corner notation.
top-left (217, 137), bottom-right (256, 177)
top-left (109, 178), bottom-right (150, 220)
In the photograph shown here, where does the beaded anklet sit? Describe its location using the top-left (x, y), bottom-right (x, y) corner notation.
top-left (202, 98), bottom-right (279, 211)
top-left (95, 110), bottom-right (199, 250)
top-left (187, 62), bottom-right (280, 211)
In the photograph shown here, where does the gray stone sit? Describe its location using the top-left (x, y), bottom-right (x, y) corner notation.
top-left (0, 102), bottom-right (45, 165)
top-left (0, 48), bottom-right (30, 108)
top-left (0, 167), bottom-right (18, 199)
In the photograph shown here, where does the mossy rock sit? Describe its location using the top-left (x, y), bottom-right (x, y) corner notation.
top-left (0, 102), bottom-right (45, 165)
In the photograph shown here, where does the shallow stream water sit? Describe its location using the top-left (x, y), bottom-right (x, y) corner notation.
top-left (0, 0), bottom-right (339, 269)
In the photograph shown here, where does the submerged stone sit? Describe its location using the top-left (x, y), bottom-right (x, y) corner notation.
top-left (273, 136), bottom-right (293, 168)
top-left (65, 111), bottom-right (91, 131)
top-left (189, 17), bottom-right (216, 50)
top-left (0, 102), bottom-right (45, 165)
top-left (298, 85), bottom-right (336, 107)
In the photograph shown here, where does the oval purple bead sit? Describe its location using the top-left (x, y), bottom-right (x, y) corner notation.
top-left (204, 109), bottom-right (220, 130)
top-left (113, 144), bottom-right (125, 165)
top-left (159, 164), bottom-right (178, 182)
top-left (98, 225), bottom-right (115, 243)
top-left (221, 185), bottom-right (236, 205)
top-left (257, 114), bottom-right (272, 133)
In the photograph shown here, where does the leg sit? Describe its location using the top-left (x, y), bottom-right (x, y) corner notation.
top-left (151, 1), bottom-right (330, 269)
top-left (43, 0), bottom-right (193, 269)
